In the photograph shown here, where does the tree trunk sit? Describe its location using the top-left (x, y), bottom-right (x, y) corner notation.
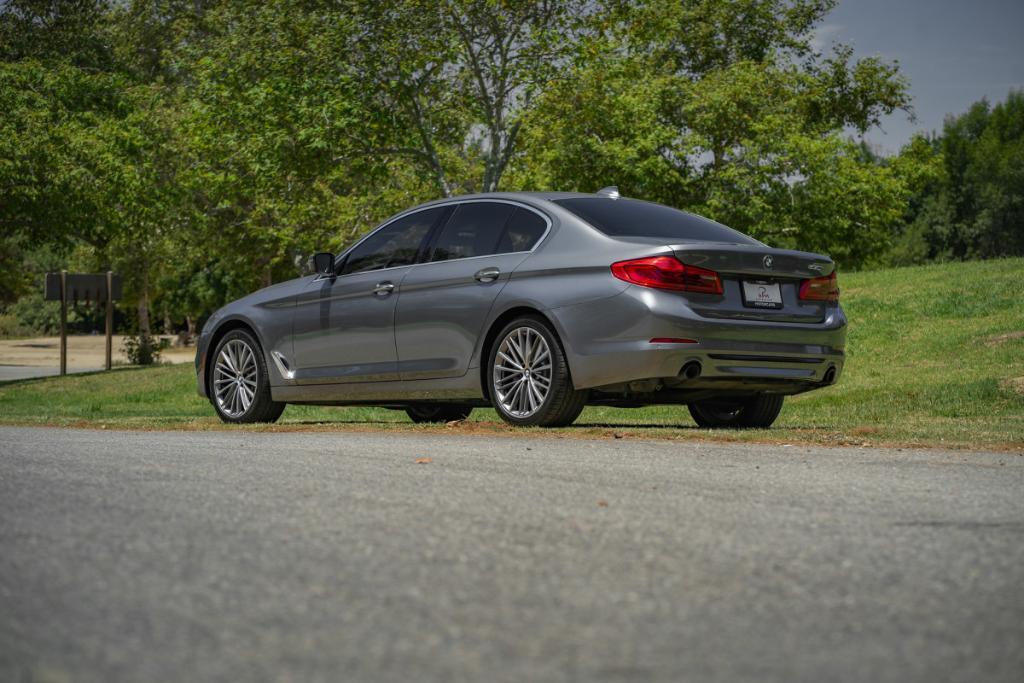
top-left (137, 270), bottom-right (151, 337)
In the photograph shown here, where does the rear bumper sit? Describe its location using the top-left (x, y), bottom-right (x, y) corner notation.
top-left (550, 285), bottom-right (847, 392)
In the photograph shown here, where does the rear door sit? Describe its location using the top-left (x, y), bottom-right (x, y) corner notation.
top-left (289, 207), bottom-right (446, 383)
top-left (395, 202), bottom-right (549, 380)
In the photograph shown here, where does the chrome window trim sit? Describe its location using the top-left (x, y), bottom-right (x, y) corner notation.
top-left (320, 198), bottom-right (553, 281)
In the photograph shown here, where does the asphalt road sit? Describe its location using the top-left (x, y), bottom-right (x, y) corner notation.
top-left (1, 427), bottom-right (1022, 683)
top-left (0, 365), bottom-right (103, 382)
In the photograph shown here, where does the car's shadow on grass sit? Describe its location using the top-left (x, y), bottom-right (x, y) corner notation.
top-left (277, 418), bottom-right (834, 432)
top-left (282, 419), bottom-right (409, 426)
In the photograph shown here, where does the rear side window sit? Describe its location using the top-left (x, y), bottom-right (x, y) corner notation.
top-left (341, 207), bottom-right (444, 275)
top-left (496, 208), bottom-right (548, 253)
top-left (554, 197), bottom-right (759, 245)
top-left (429, 202), bottom-right (516, 262)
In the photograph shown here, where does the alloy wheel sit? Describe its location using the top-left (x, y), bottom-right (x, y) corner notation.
top-left (213, 339), bottom-right (258, 418)
top-left (492, 326), bottom-right (553, 418)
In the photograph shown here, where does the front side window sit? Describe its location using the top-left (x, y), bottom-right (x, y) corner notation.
top-left (554, 197), bottom-right (760, 245)
top-left (341, 207), bottom-right (445, 275)
top-left (429, 202), bottom-right (516, 262)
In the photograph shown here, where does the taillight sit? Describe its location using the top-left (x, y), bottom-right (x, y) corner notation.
top-left (611, 256), bottom-right (723, 295)
top-left (799, 271), bottom-right (839, 302)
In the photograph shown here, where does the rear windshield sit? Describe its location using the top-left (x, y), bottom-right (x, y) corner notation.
top-left (554, 197), bottom-right (759, 245)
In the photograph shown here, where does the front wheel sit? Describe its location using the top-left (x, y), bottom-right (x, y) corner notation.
top-left (210, 329), bottom-right (285, 424)
top-left (688, 394), bottom-right (784, 429)
top-left (488, 316), bottom-right (588, 427)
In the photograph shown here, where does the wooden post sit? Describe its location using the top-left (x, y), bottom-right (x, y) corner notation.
top-left (105, 270), bottom-right (113, 371)
top-left (59, 270), bottom-right (67, 376)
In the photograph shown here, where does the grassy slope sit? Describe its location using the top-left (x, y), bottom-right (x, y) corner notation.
top-left (1, 258), bottom-right (1022, 449)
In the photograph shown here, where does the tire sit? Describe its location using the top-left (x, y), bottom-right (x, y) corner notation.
top-left (688, 394), bottom-right (784, 429)
top-left (405, 404), bottom-right (473, 424)
top-left (209, 329), bottom-right (285, 424)
top-left (488, 316), bottom-right (588, 427)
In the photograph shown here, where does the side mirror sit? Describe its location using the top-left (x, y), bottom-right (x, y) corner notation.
top-left (312, 252), bottom-right (335, 277)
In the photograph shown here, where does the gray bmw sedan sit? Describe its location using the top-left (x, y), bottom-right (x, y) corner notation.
top-left (195, 188), bottom-right (846, 428)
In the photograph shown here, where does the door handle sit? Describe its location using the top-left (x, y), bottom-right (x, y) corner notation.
top-left (474, 267), bottom-right (500, 283)
top-left (373, 281), bottom-right (395, 296)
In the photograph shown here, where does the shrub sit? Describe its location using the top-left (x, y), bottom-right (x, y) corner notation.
top-left (123, 334), bottom-right (169, 365)
top-left (0, 312), bottom-right (30, 338)
top-left (6, 292), bottom-right (63, 336)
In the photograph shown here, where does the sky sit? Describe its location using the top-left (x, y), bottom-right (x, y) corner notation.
top-left (818, 0), bottom-right (1024, 154)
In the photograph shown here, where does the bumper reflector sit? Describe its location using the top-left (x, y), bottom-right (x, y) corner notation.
top-left (649, 337), bottom-right (698, 344)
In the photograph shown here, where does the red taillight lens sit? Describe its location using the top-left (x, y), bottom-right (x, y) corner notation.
top-left (799, 271), bottom-right (839, 302)
top-left (611, 256), bottom-right (723, 295)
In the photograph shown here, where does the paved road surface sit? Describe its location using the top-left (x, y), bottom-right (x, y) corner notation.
top-left (0, 365), bottom-right (104, 382)
top-left (1, 427), bottom-right (1022, 682)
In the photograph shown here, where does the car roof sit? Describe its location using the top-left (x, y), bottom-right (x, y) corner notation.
top-left (416, 191), bottom-right (596, 207)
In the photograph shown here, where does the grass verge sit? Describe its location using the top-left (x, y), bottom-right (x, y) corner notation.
top-left (1, 258), bottom-right (1022, 450)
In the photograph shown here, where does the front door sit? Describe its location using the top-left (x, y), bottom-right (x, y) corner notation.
top-left (290, 206), bottom-right (446, 384)
top-left (395, 202), bottom-right (550, 380)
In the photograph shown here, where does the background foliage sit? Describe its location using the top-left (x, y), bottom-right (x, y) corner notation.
top-left (0, 0), bottom-right (1021, 336)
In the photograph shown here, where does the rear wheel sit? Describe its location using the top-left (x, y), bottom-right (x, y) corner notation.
top-left (688, 394), bottom-right (784, 429)
top-left (489, 316), bottom-right (588, 427)
top-left (405, 404), bottom-right (473, 424)
top-left (210, 329), bottom-right (285, 424)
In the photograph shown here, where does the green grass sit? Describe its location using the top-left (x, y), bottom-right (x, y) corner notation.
top-left (1, 258), bottom-right (1022, 449)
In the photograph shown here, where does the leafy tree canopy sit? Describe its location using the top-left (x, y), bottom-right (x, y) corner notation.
top-left (0, 0), bottom-right (1018, 334)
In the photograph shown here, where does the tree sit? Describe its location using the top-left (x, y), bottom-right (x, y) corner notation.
top-left (0, 0), bottom-right (114, 69)
top-left (512, 0), bottom-right (912, 268)
top-left (175, 0), bottom-right (421, 295)
top-left (893, 90), bottom-right (1024, 262)
top-left (349, 0), bottom-right (589, 195)
top-left (0, 1), bottom-right (193, 334)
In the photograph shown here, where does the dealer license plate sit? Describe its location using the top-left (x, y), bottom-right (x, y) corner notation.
top-left (742, 280), bottom-right (783, 309)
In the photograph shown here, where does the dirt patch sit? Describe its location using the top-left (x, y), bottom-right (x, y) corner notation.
top-left (851, 426), bottom-right (882, 435)
top-left (0, 335), bottom-right (193, 368)
top-left (985, 331), bottom-right (1024, 347)
top-left (1000, 377), bottom-right (1024, 395)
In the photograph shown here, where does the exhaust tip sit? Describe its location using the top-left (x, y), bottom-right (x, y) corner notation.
top-left (823, 366), bottom-right (837, 384)
top-left (680, 361), bottom-right (702, 380)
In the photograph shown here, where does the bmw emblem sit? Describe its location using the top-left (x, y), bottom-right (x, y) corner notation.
top-left (763, 255), bottom-right (774, 269)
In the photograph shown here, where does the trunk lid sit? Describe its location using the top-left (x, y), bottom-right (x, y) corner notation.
top-left (671, 243), bottom-right (835, 324)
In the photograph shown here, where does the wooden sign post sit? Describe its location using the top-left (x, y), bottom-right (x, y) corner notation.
top-left (45, 272), bottom-right (122, 375)
top-left (59, 271), bottom-right (67, 375)
top-left (105, 271), bottom-right (114, 370)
